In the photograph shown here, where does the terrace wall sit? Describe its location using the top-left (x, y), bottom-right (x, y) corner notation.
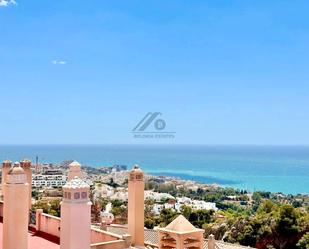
top-left (36, 210), bottom-right (61, 238)
top-left (35, 209), bottom-right (125, 245)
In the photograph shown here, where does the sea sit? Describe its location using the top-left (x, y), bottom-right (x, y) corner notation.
top-left (0, 145), bottom-right (308, 195)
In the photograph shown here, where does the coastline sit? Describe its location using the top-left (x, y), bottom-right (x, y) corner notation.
top-left (1, 144), bottom-right (308, 195)
top-left (86, 165), bottom-right (309, 197)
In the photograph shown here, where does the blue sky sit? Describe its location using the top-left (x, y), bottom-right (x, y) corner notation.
top-left (0, 0), bottom-right (308, 145)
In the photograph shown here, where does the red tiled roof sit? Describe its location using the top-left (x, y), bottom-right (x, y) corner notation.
top-left (0, 222), bottom-right (60, 249)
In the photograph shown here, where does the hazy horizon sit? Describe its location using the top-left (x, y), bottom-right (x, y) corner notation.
top-left (1, 144), bottom-right (309, 146)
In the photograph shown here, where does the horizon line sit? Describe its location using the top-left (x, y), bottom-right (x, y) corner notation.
top-left (0, 143), bottom-right (309, 147)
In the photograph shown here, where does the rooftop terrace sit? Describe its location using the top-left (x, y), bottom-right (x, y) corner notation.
top-left (0, 219), bottom-right (59, 249)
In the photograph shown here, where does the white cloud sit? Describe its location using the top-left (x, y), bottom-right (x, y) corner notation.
top-left (0, 0), bottom-right (17, 7)
top-left (52, 60), bottom-right (67, 65)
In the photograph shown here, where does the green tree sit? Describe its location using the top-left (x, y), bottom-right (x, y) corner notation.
top-left (145, 218), bottom-right (156, 229)
top-left (111, 206), bottom-right (122, 216)
top-left (111, 199), bottom-right (124, 207)
top-left (32, 190), bottom-right (40, 200)
top-left (276, 205), bottom-right (300, 236)
top-left (238, 224), bottom-right (256, 246)
top-left (297, 232), bottom-right (309, 249)
top-left (271, 205), bottom-right (300, 249)
top-left (257, 200), bottom-right (276, 214)
top-left (180, 205), bottom-right (192, 220)
top-left (32, 199), bottom-right (61, 217)
top-left (189, 209), bottom-right (214, 228)
top-left (160, 208), bottom-right (177, 227)
top-left (252, 192), bottom-right (262, 202)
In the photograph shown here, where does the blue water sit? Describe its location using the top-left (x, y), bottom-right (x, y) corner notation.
top-left (0, 145), bottom-right (308, 194)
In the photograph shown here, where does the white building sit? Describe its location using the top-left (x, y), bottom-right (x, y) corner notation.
top-left (153, 204), bottom-right (164, 215)
top-left (153, 197), bottom-right (218, 214)
top-left (110, 191), bottom-right (128, 201)
top-left (101, 202), bottom-right (114, 225)
top-left (94, 184), bottom-right (115, 199)
top-left (191, 200), bottom-right (218, 211)
top-left (145, 190), bottom-right (175, 202)
top-left (176, 197), bottom-right (192, 204)
top-left (32, 174), bottom-right (67, 188)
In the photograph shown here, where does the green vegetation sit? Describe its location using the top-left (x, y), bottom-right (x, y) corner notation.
top-left (143, 199), bottom-right (309, 249)
top-left (215, 203), bottom-right (309, 249)
top-left (31, 189), bottom-right (41, 200)
top-left (32, 199), bottom-right (61, 217)
top-left (297, 232), bottom-right (309, 249)
top-left (30, 176), bottom-right (308, 249)
top-left (144, 180), bottom-right (309, 249)
top-left (107, 178), bottom-right (120, 188)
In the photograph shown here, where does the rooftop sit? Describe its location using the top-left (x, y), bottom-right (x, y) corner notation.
top-left (159, 214), bottom-right (203, 233)
top-left (107, 225), bottom-right (256, 249)
top-left (69, 161), bottom-right (81, 168)
top-left (130, 165), bottom-right (143, 173)
top-left (63, 176), bottom-right (89, 189)
top-left (0, 220), bottom-right (59, 249)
